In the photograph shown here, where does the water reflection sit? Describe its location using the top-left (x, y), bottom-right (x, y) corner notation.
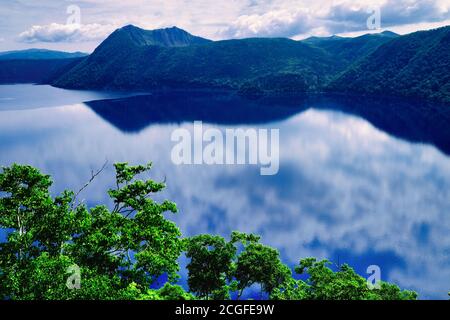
top-left (0, 84), bottom-right (137, 111)
top-left (0, 86), bottom-right (449, 299)
top-left (86, 91), bottom-right (307, 133)
top-left (86, 92), bottom-right (450, 156)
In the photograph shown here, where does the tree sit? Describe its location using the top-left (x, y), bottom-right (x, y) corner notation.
top-left (185, 232), bottom-right (291, 300)
top-left (271, 258), bottom-right (418, 300)
top-left (0, 164), bottom-right (77, 299)
top-left (232, 232), bottom-right (291, 299)
top-left (0, 162), bottom-right (185, 299)
top-left (0, 163), bottom-right (421, 300)
top-left (185, 234), bottom-right (236, 299)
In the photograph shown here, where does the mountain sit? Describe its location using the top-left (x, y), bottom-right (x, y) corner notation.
top-left (0, 49), bottom-right (87, 84)
top-left (44, 25), bottom-right (450, 103)
top-left (0, 57), bottom-right (84, 84)
top-left (53, 25), bottom-right (394, 92)
top-left (114, 25), bottom-right (212, 47)
top-left (51, 25), bottom-right (216, 89)
top-left (302, 31), bottom-right (399, 64)
top-left (328, 26), bottom-right (450, 103)
top-left (0, 49), bottom-right (87, 60)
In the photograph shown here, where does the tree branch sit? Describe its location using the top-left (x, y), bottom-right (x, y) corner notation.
top-left (71, 160), bottom-right (108, 210)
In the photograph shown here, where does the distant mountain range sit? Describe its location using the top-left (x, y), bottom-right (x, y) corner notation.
top-left (0, 58), bottom-right (84, 84)
top-left (1, 25), bottom-right (449, 103)
top-left (0, 49), bottom-right (87, 84)
top-left (0, 49), bottom-right (87, 60)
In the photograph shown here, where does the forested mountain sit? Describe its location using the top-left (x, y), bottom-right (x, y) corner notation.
top-left (2, 24), bottom-right (449, 103)
top-left (0, 49), bottom-right (87, 60)
top-left (302, 31), bottom-right (398, 64)
top-left (53, 25), bottom-right (450, 103)
top-left (0, 57), bottom-right (84, 84)
top-left (52, 25), bottom-right (341, 91)
top-left (329, 26), bottom-right (450, 103)
top-left (52, 25), bottom-right (401, 92)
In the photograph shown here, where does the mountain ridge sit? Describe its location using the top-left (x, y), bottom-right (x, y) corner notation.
top-left (1, 24), bottom-right (448, 103)
top-left (51, 24), bottom-right (400, 93)
top-left (0, 49), bottom-right (88, 60)
top-left (328, 26), bottom-right (450, 103)
top-left (100, 24), bottom-right (212, 48)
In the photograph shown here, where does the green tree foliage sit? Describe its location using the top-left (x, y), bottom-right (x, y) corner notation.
top-left (122, 282), bottom-right (194, 300)
top-left (232, 232), bottom-right (291, 299)
top-left (0, 163), bottom-right (420, 300)
top-left (186, 232), bottom-right (291, 300)
top-left (271, 258), bottom-right (418, 300)
top-left (0, 162), bottom-right (184, 299)
top-left (185, 234), bottom-right (236, 299)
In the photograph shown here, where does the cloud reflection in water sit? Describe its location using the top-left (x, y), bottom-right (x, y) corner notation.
top-left (0, 91), bottom-right (449, 299)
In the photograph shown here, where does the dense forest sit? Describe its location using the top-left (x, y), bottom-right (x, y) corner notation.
top-left (0, 162), bottom-right (419, 300)
top-left (329, 26), bottom-right (450, 103)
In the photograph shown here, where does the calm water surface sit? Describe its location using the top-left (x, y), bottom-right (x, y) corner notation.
top-left (1, 84), bottom-right (450, 299)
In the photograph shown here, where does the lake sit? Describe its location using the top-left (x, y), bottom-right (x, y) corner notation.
top-left (1, 84), bottom-right (450, 299)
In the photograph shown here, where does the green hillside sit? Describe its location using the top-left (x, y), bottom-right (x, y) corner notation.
top-left (52, 25), bottom-right (393, 93)
top-left (328, 26), bottom-right (450, 103)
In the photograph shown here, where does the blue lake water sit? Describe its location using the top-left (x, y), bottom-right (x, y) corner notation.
top-left (1, 84), bottom-right (450, 299)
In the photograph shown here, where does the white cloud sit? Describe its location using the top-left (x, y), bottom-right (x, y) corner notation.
top-left (18, 22), bottom-right (116, 43)
top-left (4, 0), bottom-right (450, 50)
top-left (220, 7), bottom-right (315, 38)
top-left (337, 19), bottom-right (450, 37)
top-left (221, 0), bottom-right (450, 38)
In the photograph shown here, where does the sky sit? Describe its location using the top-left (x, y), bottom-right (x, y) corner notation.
top-left (0, 0), bottom-right (449, 53)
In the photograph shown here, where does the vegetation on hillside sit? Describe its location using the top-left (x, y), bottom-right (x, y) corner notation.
top-left (329, 26), bottom-right (450, 103)
top-left (51, 25), bottom-right (398, 93)
top-left (50, 24), bottom-right (450, 103)
top-left (0, 163), bottom-right (419, 300)
top-left (2, 25), bottom-right (448, 103)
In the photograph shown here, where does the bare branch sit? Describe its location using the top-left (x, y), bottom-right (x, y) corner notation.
top-left (71, 160), bottom-right (108, 210)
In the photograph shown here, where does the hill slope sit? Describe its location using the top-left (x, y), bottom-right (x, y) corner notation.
top-left (328, 26), bottom-right (450, 103)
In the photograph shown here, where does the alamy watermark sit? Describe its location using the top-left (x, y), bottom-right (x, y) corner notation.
top-left (367, 6), bottom-right (381, 30)
top-left (66, 4), bottom-right (81, 25)
top-left (366, 264), bottom-right (381, 290)
top-left (66, 264), bottom-right (81, 290)
top-left (171, 121), bottom-right (280, 175)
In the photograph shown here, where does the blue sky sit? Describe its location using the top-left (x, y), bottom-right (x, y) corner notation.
top-left (1, 0), bottom-right (449, 52)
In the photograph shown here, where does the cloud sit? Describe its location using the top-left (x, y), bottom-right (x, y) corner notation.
top-left (219, 8), bottom-right (316, 38)
top-left (1, 98), bottom-right (450, 298)
top-left (4, 0), bottom-right (450, 50)
top-left (221, 0), bottom-right (450, 38)
top-left (324, 0), bottom-right (450, 33)
top-left (18, 22), bottom-right (115, 43)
